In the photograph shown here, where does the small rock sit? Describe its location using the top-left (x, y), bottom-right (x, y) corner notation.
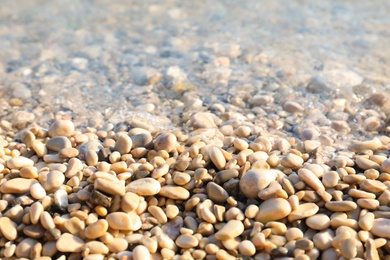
top-left (126, 178), bottom-right (161, 196)
top-left (206, 182), bottom-right (229, 204)
top-left (106, 212), bottom-right (132, 230)
top-left (154, 133), bottom-right (177, 153)
top-left (190, 112), bottom-right (217, 129)
top-left (7, 157), bottom-right (34, 169)
top-left (0, 178), bottom-right (37, 194)
top-left (255, 198), bottom-right (291, 223)
top-left (48, 120), bottom-right (75, 137)
top-left (56, 233), bottom-right (84, 252)
top-left (159, 185), bottom-right (190, 200)
top-left (46, 136), bottom-right (72, 152)
top-left (239, 169), bottom-right (279, 199)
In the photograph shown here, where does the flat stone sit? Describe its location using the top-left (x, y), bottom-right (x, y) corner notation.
top-left (7, 157), bottom-right (34, 169)
top-left (325, 201), bottom-right (357, 211)
top-left (288, 203), bottom-right (319, 222)
top-left (42, 171), bottom-right (65, 192)
top-left (175, 234), bottom-right (199, 249)
top-left (46, 136), bottom-right (71, 152)
top-left (126, 178), bottom-right (161, 196)
top-left (56, 233), bottom-right (84, 252)
top-left (48, 120), bottom-right (74, 137)
top-left (360, 179), bottom-right (387, 193)
top-left (306, 214), bottom-right (331, 230)
top-left (59, 147), bottom-right (79, 158)
top-left (0, 178), bottom-right (38, 194)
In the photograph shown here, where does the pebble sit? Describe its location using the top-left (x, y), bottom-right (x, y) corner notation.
top-left (325, 201), bottom-right (357, 211)
top-left (0, 178), bottom-right (37, 194)
top-left (281, 153), bottom-right (304, 168)
top-left (65, 158), bottom-right (84, 178)
top-left (0, 217), bottom-right (18, 240)
top-left (114, 134), bottom-right (133, 154)
top-left (283, 101), bottom-right (303, 113)
top-left (42, 171), bottom-right (65, 192)
top-left (176, 234), bottom-right (199, 248)
top-left (255, 198), bottom-right (291, 223)
top-left (215, 220), bottom-right (244, 240)
top-left (126, 178), bottom-right (161, 196)
top-left (7, 157), bottom-right (34, 169)
top-left (94, 178), bottom-right (125, 196)
top-left (78, 140), bottom-right (103, 158)
top-left (356, 157), bottom-right (380, 170)
top-left (160, 185), bottom-right (190, 200)
top-left (83, 241), bottom-right (109, 255)
top-left (340, 238), bottom-right (358, 258)
top-left (19, 166), bottom-right (38, 179)
top-left (298, 168), bottom-right (325, 191)
top-left (48, 120), bottom-right (75, 137)
top-left (106, 212), bottom-right (132, 230)
top-left (288, 203), bottom-right (319, 222)
top-left (239, 169), bottom-right (278, 199)
top-left (238, 240), bottom-right (256, 256)
top-left (132, 245), bottom-right (151, 260)
top-left (154, 133), bottom-right (177, 153)
top-left (56, 233), bottom-right (84, 252)
top-left (190, 112), bottom-right (218, 128)
top-left (121, 192), bottom-right (139, 212)
top-left (370, 218), bottom-right (390, 238)
top-left (131, 132), bottom-right (153, 149)
top-left (85, 219), bottom-right (109, 239)
top-left (59, 147), bottom-right (79, 158)
top-left (206, 182), bottom-right (229, 204)
top-left (209, 146), bottom-right (226, 170)
top-left (46, 136), bottom-right (72, 152)
top-left (306, 214), bottom-right (331, 230)
top-left (359, 179), bottom-right (387, 193)
top-left (15, 238), bottom-right (38, 258)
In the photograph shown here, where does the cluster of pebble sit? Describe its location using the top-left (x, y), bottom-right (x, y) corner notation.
top-left (0, 114), bottom-right (389, 260)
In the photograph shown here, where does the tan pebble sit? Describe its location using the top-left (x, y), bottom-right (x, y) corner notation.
top-left (215, 219), bottom-right (244, 240)
top-left (340, 238), bottom-right (358, 258)
top-left (106, 212), bottom-right (132, 230)
top-left (85, 150), bottom-right (98, 166)
top-left (306, 214), bottom-right (330, 230)
top-left (30, 202), bottom-right (44, 225)
top-left (106, 237), bottom-right (128, 253)
top-left (94, 178), bottom-right (125, 196)
top-left (141, 236), bottom-right (158, 253)
top-left (59, 147), bottom-right (79, 158)
top-left (15, 238), bottom-right (38, 258)
top-left (46, 136), bottom-right (71, 152)
top-left (7, 157), bottom-right (34, 169)
top-left (190, 112), bottom-right (217, 129)
top-left (285, 227), bottom-right (303, 241)
top-left (114, 134), bottom-right (133, 155)
top-left (357, 198), bottom-right (379, 210)
top-left (126, 178), bottom-right (161, 196)
top-left (83, 241), bottom-right (109, 255)
top-left (364, 169), bottom-right (380, 180)
top-left (349, 138), bottom-right (382, 153)
top-left (84, 219), bottom-right (108, 239)
top-left (359, 179), bottom-right (387, 193)
top-left (288, 203), bottom-right (319, 222)
top-left (133, 245), bottom-right (151, 260)
top-left (371, 218), bottom-right (390, 238)
top-left (206, 182), bottom-right (229, 204)
top-left (325, 201), bottom-right (357, 211)
top-left (82, 254), bottom-right (105, 260)
top-left (148, 205), bottom-right (168, 224)
top-left (209, 146), bottom-right (226, 170)
top-left (166, 204), bottom-right (179, 219)
top-left (281, 153), bottom-right (304, 168)
top-left (255, 198), bottom-right (291, 223)
top-left (322, 171), bottom-right (339, 188)
top-left (358, 212), bottom-right (375, 231)
top-left (175, 234), bottom-right (199, 249)
top-left (245, 204), bottom-right (259, 219)
top-left (234, 138), bottom-right (249, 150)
top-left (64, 217), bottom-right (85, 234)
top-left (19, 166), bottom-right (38, 179)
top-left (296, 238), bottom-right (314, 250)
top-left (42, 171), bottom-right (65, 191)
top-left (121, 192), bottom-right (139, 212)
top-left (154, 133), bottom-right (177, 153)
top-left (48, 120), bottom-right (74, 137)
top-left (356, 157), bottom-right (380, 170)
top-left (56, 233), bottom-right (84, 252)
top-left (21, 130), bottom-right (36, 148)
top-left (65, 158), bottom-right (83, 178)
top-left (239, 169), bottom-right (278, 199)
top-left (381, 158), bottom-right (390, 173)
top-left (348, 188), bottom-right (376, 199)
top-left (0, 217), bottom-right (18, 240)
top-left (131, 132), bottom-right (153, 149)
top-left (40, 211), bottom-right (55, 230)
top-left (1, 178), bottom-right (37, 194)
top-left (283, 101), bottom-right (303, 113)
top-left (173, 172), bottom-right (191, 185)
top-left (298, 168), bottom-right (325, 191)
top-left (159, 185), bottom-right (190, 200)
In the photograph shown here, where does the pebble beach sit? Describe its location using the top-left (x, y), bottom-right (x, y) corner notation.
top-left (1, 0), bottom-right (390, 259)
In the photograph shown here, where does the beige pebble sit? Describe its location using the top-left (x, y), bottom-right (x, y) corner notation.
top-left (78, 140), bottom-right (103, 158)
top-left (285, 227), bottom-right (303, 241)
top-left (121, 192), bottom-right (139, 212)
top-left (106, 237), bottom-right (128, 253)
top-left (106, 212), bottom-right (132, 230)
top-left (56, 233), bottom-right (84, 252)
top-left (30, 183), bottom-right (46, 200)
top-left (65, 158), bottom-right (83, 178)
top-left (215, 220), bottom-right (244, 240)
top-left (239, 169), bottom-right (278, 199)
top-left (30, 202), bottom-right (44, 225)
top-left (19, 166), bottom-right (38, 179)
top-left (40, 211), bottom-right (55, 230)
top-left (382, 158), bottom-right (390, 173)
top-left (306, 214), bottom-right (331, 230)
top-left (357, 198), bottom-right (380, 210)
top-left (166, 204), bottom-right (179, 219)
top-left (371, 218), bottom-right (390, 238)
top-left (94, 178), bottom-right (125, 196)
top-left (358, 212), bottom-right (375, 231)
top-left (209, 146), bottom-right (226, 170)
top-left (64, 217), bottom-right (85, 234)
top-left (159, 185), bottom-right (190, 200)
top-left (0, 217), bottom-right (18, 240)
top-left (288, 203), bottom-right (319, 222)
top-left (325, 201), bottom-right (357, 211)
top-left (359, 179), bottom-right (387, 193)
top-left (283, 101), bottom-right (303, 113)
top-left (340, 238), bottom-right (358, 258)
top-left (85, 150), bottom-right (98, 166)
top-left (48, 120), bottom-right (74, 137)
top-left (114, 134), bottom-right (133, 154)
top-left (349, 138), bottom-right (382, 153)
top-left (298, 168), bottom-right (325, 191)
top-left (148, 205), bottom-right (168, 224)
top-left (154, 133), bottom-right (177, 153)
top-left (348, 188), bottom-right (376, 199)
top-left (173, 171), bottom-right (191, 185)
top-left (190, 112), bottom-right (217, 129)
top-left (132, 245), bottom-right (151, 260)
top-left (176, 234), bottom-right (199, 248)
top-left (59, 147), bottom-right (79, 158)
top-left (322, 171), bottom-right (339, 188)
top-left (131, 132), bottom-right (153, 149)
top-left (356, 157), bottom-right (380, 170)
top-left (46, 136), bottom-right (71, 152)
top-left (21, 130), bottom-right (36, 148)
top-left (126, 178), bottom-right (161, 196)
top-left (1, 178), bottom-right (37, 194)
top-left (84, 219), bottom-right (108, 239)
top-left (15, 238), bottom-right (38, 258)
top-left (281, 153), bottom-right (304, 168)
top-left (206, 182), bottom-right (229, 204)
top-left (42, 171), bottom-right (65, 192)
top-left (83, 241), bottom-right (109, 255)
top-left (255, 198), bottom-right (291, 223)
top-left (7, 157), bottom-right (34, 169)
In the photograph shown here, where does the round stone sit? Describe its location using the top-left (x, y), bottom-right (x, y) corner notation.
top-left (56, 233), bottom-right (84, 252)
top-left (159, 185), bottom-right (190, 200)
top-left (154, 133), bottom-right (177, 153)
top-left (126, 178), bottom-right (161, 196)
top-left (371, 218), bottom-right (390, 238)
top-left (115, 134), bottom-right (133, 155)
top-left (48, 120), bottom-right (75, 137)
top-left (42, 171), bottom-right (65, 192)
top-left (255, 198), bottom-right (292, 223)
top-left (106, 212), bottom-right (132, 230)
top-left (215, 220), bottom-right (244, 240)
top-left (46, 136), bottom-right (72, 152)
top-left (306, 214), bottom-right (331, 230)
top-left (85, 219), bottom-right (109, 239)
top-left (175, 234), bottom-right (199, 249)
top-left (239, 169), bottom-right (279, 199)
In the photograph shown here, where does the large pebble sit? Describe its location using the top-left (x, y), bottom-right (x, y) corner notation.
top-left (281, 153), bottom-right (304, 168)
top-left (46, 136), bottom-right (71, 152)
top-left (121, 192), bottom-right (139, 212)
top-left (131, 132), bottom-right (153, 149)
top-left (288, 203), bottom-right (319, 222)
top-left (255, 198), bottom-right (291, 223)
top-left (0, 217), bottom-right (18, 240)
top-left (56, 233), bottom-right (84, 252)
top-left (298, 168), bottom-right (325, 191)
top-left (209, 146), bottom-right (226, 170)
top-left (0, 178), bottom-right (37, 194)
top-left (371, 218), bottom-right (390, 238)
top-left (132, 245), bottom-right (151, 260)
top-left (306, 214), bottom-right (331, 230)
top-left (215, 220), bottom-right (244, 240)
top-left (360, 179), bottom-right (387, 193)
top-left (42, 171), bottom-right (65, 191)
top-left (95, 178), bottom-right (125, 196)
top-left (114, 134), bottom-right (132, 154)
top-left (206, 182), bottom-right (229, 204)
top-left (65, 158), bottom-right (83, 178)
top-left (85, 219), bottom-right (109, 239)
top-left (239, 169), bottom-right (278, 199)
top-left (190, 112), bottom-right (217, 128)
top-left (78, 140), bottom-right (103, 158)
top-left (106, 212), bottom-right (132, 230)
top-left (126, 178), bottom-right (161, 196)
top-left (15, 238), bottom-right (38, 258)
top-left (159, 185), bottom-right (190, 200)
top-left (7, 157), bottom-right (34, 169)
top-left (176, 234), bottom-right (199, 248)
top-left (154, 133), bottom-right (177, 153)
top-left (48, 120), bottom-right (74, 137)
